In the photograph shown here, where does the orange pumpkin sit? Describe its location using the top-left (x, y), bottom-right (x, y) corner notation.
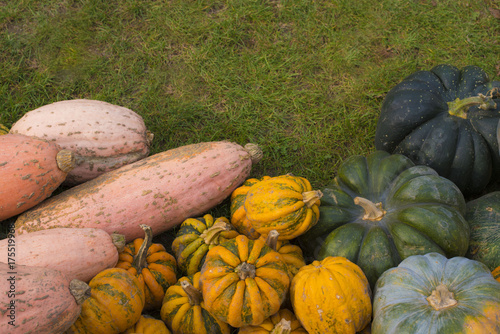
top-left (494, 266), bottom-right (500, 283)
top-left (238, 308), bottom-right (307, 333)
top-left (122, 315), bottom-right (170, 334)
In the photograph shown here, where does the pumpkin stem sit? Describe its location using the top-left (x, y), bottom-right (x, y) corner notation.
top-left (447, 89), bottom-right (498, 119)
top-left (132, 224), bottom-right (153, 273)
top-left (56, 149), bottom-right (76, 173)
top-left (69, 279), bottom-right (91, 305)
top-left (426, 284), bottom-right (458, 310)
top-left (302, 190), bottom-right (323, 208)
top-left (146, 130), bottom-right (154, 146)
top-left (111, 233), bottom-right (126, 253)
top-left (180, 280), bottom-right (203, 306)
top-left (199, 218), bottom-right (234, 245)
top-left (271, 318), bottom-right (292, 334)
top-left (265, 229), bottom-right (280, 251)
top-left (244, 143), bottom-right (264, 164)
top-left (236, 261), bottom-right (256, 280)
top-left (354, 197), bottom-right (386, 221)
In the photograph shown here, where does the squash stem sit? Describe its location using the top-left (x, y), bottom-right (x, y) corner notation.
top-left (180, 280), bottom-right (203, 306)
top-left (426, 284), bottom-right (458, 310)
top-left (56, 149), bottom-right (76, 173)
top-left (236, 261), bottom-right (256, 280)
top-left (265, 230), bottom-right (280, 251)
top-left (354, 197), bottom-right (386, 221)
top-left (302, 190), bottom-right (323, 208)
top-left (69, 279), bottom-right (91, 305)
top-left (132, 224), bottom-right (153, 273)
top-left (111, 233), bottom-right (126, 253)
top-left (199, 218), bottom-right (234, 245)
top-left (244, 143), bottom-right (264, 164)
top-left (271, 318), bottom-right (292, 334)
top-left (448, 90), bottom-right (498, 119)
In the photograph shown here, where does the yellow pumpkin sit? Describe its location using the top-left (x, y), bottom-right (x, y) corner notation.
top-left (122, 315), bottom-right (170, 334)
top-left (493, 266), bottom-right (500, 283)
top-left (244, 174), bottom-right (322, 240)
top-left (238, 308), bottom-right (307, 333)
top-left (290, 256), bottom-right (372, 334)
top-left (261, 229), bottom-right (305, 280)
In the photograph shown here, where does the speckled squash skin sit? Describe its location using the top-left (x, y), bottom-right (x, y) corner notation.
top-left (0, 133), bottom-right (75, 221)
top-left (290, 256), bottom-right (372, 334)
top-left (0, 263), bottom-right (90, 334)
top-left (122, 315), bottom-right (171, 334)
top-left (15, 141), bottom-right (262, 241)
top-left (10, 99), bottom-right (153, 185)
top-left (372, 252), bottom-right (500, 334)
top-left (238, 308), bottom-right (308, 333)
top-left (0, 227), bottom-right (125, 282)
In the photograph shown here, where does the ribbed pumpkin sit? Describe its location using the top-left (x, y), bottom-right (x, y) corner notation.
top-left (372, 252), bottom-right (500, 334)
top-left (290, 256), bottom-right (372, 334)
top-left (116, 224), bottom-right (177, 310)
top-left (230, 176), bottom-right (272, 239)
top-left (67, 268), bottom-right (145, 334)
top-left (172, 214), bottom-right (239, 276)
top-left (0, 123), bottom-right (8, 135)
top-left (160, 272), bottom-right (231, 334)
top-left (200, 234), bottom-right (290, 328)
top-left (244, 174), bottom-right (322, 240)
top-left (493, 266), bottom-right (500, 282)
top-left (238, 308), bottom-right (307, 333)
top-left (122, 315), bottom-right (171, 334)
top-left (262, 229), bottom-right (305, 280)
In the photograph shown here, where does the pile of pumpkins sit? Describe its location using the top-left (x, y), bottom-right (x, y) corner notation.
top-left (1, 64), bottom-right (499, 334)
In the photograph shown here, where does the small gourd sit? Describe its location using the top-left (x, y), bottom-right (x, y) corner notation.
top-left (238, 308), bottom-right (307, 333)
top-left (122, 315), bottom-right (170, 334)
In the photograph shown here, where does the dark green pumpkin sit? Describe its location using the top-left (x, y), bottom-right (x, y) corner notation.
top-left (298, 150), bottom-right (470, 288)
top-left (375, 64), bottom-right (500, 196)
top-left (465, 191), bottom-right (500, 271)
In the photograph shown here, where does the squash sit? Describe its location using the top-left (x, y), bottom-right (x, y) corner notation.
top-left (372, 252), bottom-right (500, 334)
top-left (10, 99), bottom-right (154, 185)
top-left (160, 271), bottom-right (231, 334)
top-left (238, 308), bottom-right (307, 333)
top-left (298, 150), bottom-right (470, 288)
top-left (171, 214), bottom-right (239, 276)
top-left (15, 140), bottom-right (262, 241)
top-left (200, 234), bottom-right (290, 328)
top-left (230, 176), bottom-right (272, 239)
top-left (0, 133), bottom-right (75, 221)
top-left (0, 263), bottom-right (90, 334)
top-left (464, 191), bottom-right (500, 271)
top-left (122, 315), bottom-right (170, 334)
top-left (262, 229), bottom-right (305, 280)
top-left (116, 224), bottom-right (177, 310)
top-left (244, 174), bottom-right (322, 240)
top-left (493, 266), bottom-right (500, 282)
top-left (0, 227), bottom-right (125, 282)
top-left (374, 64), bottom-right (500, 195)
top-left (0, 123), bottom-right (8, 135)
top-left (67, 268), bottom-right (145, 334)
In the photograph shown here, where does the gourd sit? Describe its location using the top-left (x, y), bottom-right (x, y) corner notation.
top-left (10, 99), bottom-right (154, 185)
top-left (116, 224), bottom-right (177, 310)
top-left (15, 141), bottom-right (263, 241)
top-left (171, 214), bottom-right (239, 276)
top-left (122, 315), bottom-right (171, 334)
top-left (0, 133), bottom-right (75, 221)
top-left (298, 151), bottom-right (470, 288)
top-left (493, 266), bottom-right (500, 282)
top-left (0, 263), bottom-right (90, 334)
top-left (244, 174), bottom-right (322, 240)
top-left (0, 123), bottom-right (8, 135)
top-left (0, 227), bottom-right (125, 282)
top-left (290, 256), bottom-right (372, 334)
top-left (200, 234), bottom-right (290, 328)
top-left (238, 308), bottom-right (307, 333)
top-left (67, 268), bottom-right (145, 334)
top-left (160, 271), bottom-right (231, 334)
top-left (372, 252), bottom-right (500, 334)
top-left (375, 64), bottom-right (500, 195)
top-left (262, 229), bottom-right (305, 280)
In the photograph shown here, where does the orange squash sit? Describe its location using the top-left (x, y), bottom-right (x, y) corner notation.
top-left (238, 308), bottom-right (307, 333)
top-left (122, 315), bottom-right (170, 334)
top-left (494, 266), bottom-right (500, 283)
top-left (0, 123), bottom-right (8, 135)
top-left (262, 229), bottom-right (306, 280)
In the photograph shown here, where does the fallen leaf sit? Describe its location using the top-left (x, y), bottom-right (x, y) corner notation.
top-left (489, 7), bottom-right (500, 19)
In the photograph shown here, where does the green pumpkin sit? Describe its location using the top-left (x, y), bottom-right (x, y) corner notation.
top-left (372, 252), bottom-right (500, 334)
top-left (298, 150), bottom-right (470, 288)
top-left (465, 191), bottom-right (500, 271)
top-left (375, 64), bottom-right (500, 196)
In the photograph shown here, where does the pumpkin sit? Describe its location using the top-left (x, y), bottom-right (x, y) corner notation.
top-left (0, 133), bottom-right (75, 221)
top-left (493, 266), bottom-right (500, 282)
top-left (372, 252), bottom-right (500, 334)
top-left (298, 150), bottom-right (470, 288)
top-left (464, 191), bottom-right (500, 271)
top-left (200, 234), bottom-right (290, 328)
top-left (172, 214), bottom-right (239, 276)
top-left (0, 227), bottom-right (125, 282)
top-left (230, 176), bottom-right (272, 239)
top-left (262, 229), bottom-right (305, 280)
top-left (0, 263), bottom-right (90, 334)
top-left (244, 174), bottom-right (322, 240)
top-left (10, 99), bottom-right (154, 185)
top-left (67, 268), bottom-right (145, 334)
top-left (0, 123), bottom-right (8, 135)
top-left (160, 271), bottom-right (231, 334)
top-left (116, 224), bottom-right (177, 310)
top-left (238, 308), bottom-right (307, 333)
top-left (122, 315), bottom-right (170, 334)
top-left (15, 141), bottom-right (262, 241)
top-left (290, 256), bottom-right (372, 334)
top-left (374, 64), bottom-right (500, 196)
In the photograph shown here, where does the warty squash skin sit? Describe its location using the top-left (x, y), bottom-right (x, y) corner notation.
top-left (0, 133), bottom-right (75, 221)
top-left (0, 227), bottom-right (125, 282)
top-left (10, 99), bottom-right (154, 185)
top-left (15, 140), bottom-right (263, 241)
top-left (0, 263), bottom-right (90, 334)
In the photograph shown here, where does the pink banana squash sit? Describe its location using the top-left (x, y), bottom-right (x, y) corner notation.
top-left (0, 133), bottom-right (75, 221)
top-left (10, 99), bottom-right (153, 185)
top-left (0, 228), bottom-right (125, 282)
top-left (15, 141), bottom-right (263, 241)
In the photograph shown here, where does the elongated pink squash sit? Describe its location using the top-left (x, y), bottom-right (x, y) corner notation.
top-left (0, 263), bottom-right (90, 334)
top-left (0, 228), bottom-right (125, 282)
top-left (10, 99), bottom-right (153, 185)
top-left (0, 133), bottom-right (75, 221)
top-left (16, 141), bottom-right (263, 241)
